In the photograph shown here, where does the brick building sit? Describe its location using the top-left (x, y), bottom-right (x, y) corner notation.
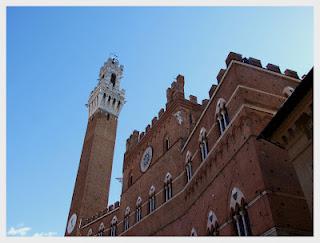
top-left (65, 52), bottom-right (313, 236)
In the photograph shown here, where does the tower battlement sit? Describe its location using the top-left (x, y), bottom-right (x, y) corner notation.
top-left (88, 57), bottom-right (126, 118)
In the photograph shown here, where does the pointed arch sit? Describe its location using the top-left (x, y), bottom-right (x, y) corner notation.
top-left (125, 206), bottom-right (131, 216)
top-left (164, 172), bottom-right (173, 202)
top-left (199, 127), bottom-right (209, 161)
top-left (215, 98), bottom-right (230, 135)
top-left (190, 227), bottom-right (197, 236)
top-left (229, 187), bottom-right (251, 236)
top-left (87, 228), bottom-right (92, 236)
top-left (282, 86), bottom-right (294, 98)
top-left (207, 211), bottom-right (219, 236)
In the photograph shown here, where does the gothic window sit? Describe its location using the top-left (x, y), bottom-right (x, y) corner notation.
top-left (124, 207), bottom-right (130, 231)
top-left (135, 197), bottom-right (142, 223)
top-left (148, 185), bottom-right (156, 213)
top-left (230, 188), bottom-right (252, 236)
top-left (110, 73), bottom-right (116, 87)
top-left (185, 151), bottom-right (193, 183)
top-left (164, 172), bottom-right (173, 202)
top-left (207, 211), bottom-right (219, 236)
top-left (282, 86), bottom-right (294, 98)
top-left (117, 100), bottom-right (121, 108)
top-left (189, 112), bottom-right (193, 125)
top-left (190, 227), bottom-right (197, 236)
top-left (199, 128), bottom-right (209, 161)
top-left (108, 96), bottom-right (111, 102)
top-left (164, 135), bottom-right (170, 152)
top-left (216, 98), bottom-right (230, 135)
top-left (97, 222), bottom-right (104, 236)
top-left (110, 216), bottom-right (118, 236)
top-left (113, 98), bottom-right (116, 105)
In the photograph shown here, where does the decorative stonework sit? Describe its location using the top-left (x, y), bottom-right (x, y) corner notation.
top-left (88, 56), bottom-right (126, 118)
top-left (173, 110), bottom-right (183, 125)
top-left (140, 146), bottom-right (153, 172)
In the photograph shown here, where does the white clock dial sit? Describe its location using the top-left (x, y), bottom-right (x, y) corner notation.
top-left (140, 146), bottom-right (153, 172)
top-left (67, 213), bottom-right (77, 234)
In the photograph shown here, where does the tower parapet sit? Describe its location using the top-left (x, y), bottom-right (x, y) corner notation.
top-left (166, 74), bottom-right (185, 105)
top-left (88, 56), bottom-right (126, 118)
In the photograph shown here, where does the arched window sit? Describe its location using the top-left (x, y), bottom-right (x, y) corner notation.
top-left (87, 228), bottom-right (92, 236)
top-left (164, 173), bottom-right (173, 202)
top-left (163, 135), bottom-right (170, 152)
top-left (190, 227), bottom-right (197, 236)
top-left (207, 211), bottom-right (219, 236)
top-left (110, 73), bottom-right (116, 87)
top-left (185, 151), bottom-right (193, 182)
top-left (216, 98), bottom-right (230, 135)
top-left (124, 207), bottom-right (130, 231)
top-left (230, 187), bottom-right (251, 236)
top-left (148, 185), bottom-right (156, 213)
top-left (135, 197), bottom-right (142, 223)
top-left (282, 86), bottom-right (294, 98)
top-left (97, 222), bottom-right (105, 236)
top-left (199, 128), bottom-right (209, 161)
top-left (110, 216), bottom-right (117, 236)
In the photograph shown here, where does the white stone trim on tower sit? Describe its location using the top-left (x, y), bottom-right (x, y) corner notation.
top-left (88, 56), bottom-right (126, 118)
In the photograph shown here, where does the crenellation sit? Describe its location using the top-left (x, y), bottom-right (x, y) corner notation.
top-left (216, 69), bottom-right (226, 83)
top-left (201, 99), bottom-right (209, 107)
top-left (158, 108), bottom-right (165, 118)
top-left (139, 132), bottom-right (145, 141)
top-left (152, 116), bottom-right (158, 126)
top-left (69, 52), bottom-right (312, 237)
top-left (209, 84), bottom-right (217, 98)
top-left (266, 63), bottom-right (281, 73)
top-left (225, 52), bottom-right (242, 67)
top-left (248, 57), bottom-right (262, 67)
top-left (189, 95), bottom-right (198, 104)
top-left (284, 69), bottom-right (300, 79)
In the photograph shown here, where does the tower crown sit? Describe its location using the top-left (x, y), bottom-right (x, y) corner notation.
top-left (88, 56), bottom-right (126, 118)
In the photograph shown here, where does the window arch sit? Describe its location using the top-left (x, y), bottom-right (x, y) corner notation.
top-left (135, 197), bottom-right (142, 223)
top-left (190, 227), bottom-right (197, 236)
top-left (97, 222), bottom-right (105, 236)
top-left (164, 172), bottom-right (173, 202)
top-left (185, 151), bottom-right (193, 182)
top-left (148, 185), bottom-right (156, 213)
top-left (110, 73), bottom-right (116, 87)
top-left (215, 98), bottom-right (229, 135)
top-left (207, 211), bottom-right (219, 236)
top-left (282, 86), bottom-right (294, 98)
top-left (110, 216), bottom-right (117, 236)
top-left (124, 206), bottom-right (130, 231)
top-left (163, 135), bottom-right (170, 152)
top-left (199, 128), bottom-right (209, 161)
top-left (230, 187), bottom-right (251, 236)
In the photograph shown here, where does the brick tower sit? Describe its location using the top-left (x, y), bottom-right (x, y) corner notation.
top-left (65, 56), bottom-right (125, 236)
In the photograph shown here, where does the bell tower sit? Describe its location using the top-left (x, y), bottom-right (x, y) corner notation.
top-left (65, 56), bottom-right (125, 236)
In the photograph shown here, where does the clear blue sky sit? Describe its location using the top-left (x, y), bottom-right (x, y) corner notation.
top-left (7, 6), bottom-right (313, 236)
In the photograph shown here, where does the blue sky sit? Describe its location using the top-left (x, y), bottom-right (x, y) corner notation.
top-left (7, 6), bottom-right (313, 236)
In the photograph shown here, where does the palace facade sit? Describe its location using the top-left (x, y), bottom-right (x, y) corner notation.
top-left (65, 52), bottom-right (313, 236)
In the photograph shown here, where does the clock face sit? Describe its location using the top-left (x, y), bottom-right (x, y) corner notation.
top-left (67, 213), bottom-right (77, 234)
top-left (140, 146), bottom-right (153, 172)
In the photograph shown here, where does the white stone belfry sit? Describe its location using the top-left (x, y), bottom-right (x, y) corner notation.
top-left (88, 56), bottom-right (126, 118)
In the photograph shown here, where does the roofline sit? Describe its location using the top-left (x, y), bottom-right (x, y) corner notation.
top-left (258, 67), bottom-right (313, 140)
